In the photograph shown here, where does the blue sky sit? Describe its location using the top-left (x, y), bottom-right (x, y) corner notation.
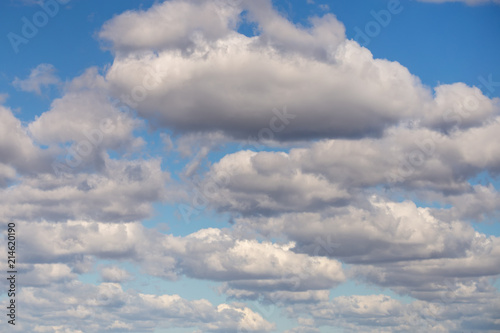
top-left (1, 0), bottom-right (500, 332)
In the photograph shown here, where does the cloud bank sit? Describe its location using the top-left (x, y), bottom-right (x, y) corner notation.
top-left (1, 0), bottom-right (499, 332)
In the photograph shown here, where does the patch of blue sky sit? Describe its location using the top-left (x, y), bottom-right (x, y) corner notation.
top-left (143, 203), bottom-right (233, 237)
top-left (0, 0), bottom-right (158, 121)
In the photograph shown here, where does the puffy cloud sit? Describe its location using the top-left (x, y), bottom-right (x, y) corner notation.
top-left (99, 0), bottom-right (242, 55)
top-left (28, 68), bottom-right (144, 173)
top-left (204, 150), bottom-right (350, 216)
top-left (100, 0), bottom-right (440, 141)
top-left (18, 263), bottom-right (77, 287)
top-left (200, 120), bottom-right (500, 218)
top-left (243, 0), bottom-right (346, 58)
top-left (425, 184), bottom-right (500, 222)
top-left (100, 266), bottom-right (132, 283)
top-left (12, 63), bottom-right (60, 95)
top-left (235, 198), bottom-right (477, 264)
top-left (421, 83), bottom-right (499, 132)
top-left (15, 281), bottom-right (275, 333)
top-left (300, 122), bottom-right (500, 193)
top-left (106, 38), bottom-right (429, 140)
top-left (16, 221), bottom-right (152, 263)
top-left (12, 221), bottom-right (344, 297)
top-left (287, 293), bottom-right (500, 332)
top-left (289, 295), bottom-right (431, 332)
top-left (176, 228), bottom-right (345, 289)
top-left (99, 0), bottom-right (500, 144)
top-left (0, 163), bottom-right (16, 187)
top-left (230, 194), bottom-right (500, 308)
top-left (0, 157), bottom-right (167, 222)
top-left (351, 236), bottom-right (500, 299)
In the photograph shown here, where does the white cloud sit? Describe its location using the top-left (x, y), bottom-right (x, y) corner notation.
top-left (199, 120), bottom-right (500, 219)
top-left (100, 266), bottom-right (132, 283)
top-left (352, 239), bottom-right (500, 299)
top-left (289, 293), bottom-right (500, 332)
top-left (0, 105), bottom-right (53, 184)
top-left (0, 156), bottom-right (168, 222)
top-left (204, 150), bottom-right (350, 215)
top-left (101, 0), bottom-right (437, 141)
top-left (16, 281), bottom-right (275, 332)
top-left (99, 0), bottom-right (241, 55)
top-left (28, 68), bottom-right (144, 172)
top-left (426, 184), bottom-right (500, 222)
top-left (235, 198), bottom-right (478, 264)
top-left (12, 221), bottom-right (344, 296)
top-left (99, 0), bottom-right (500, 144)
top-left (12, 63), bottom-right (60, 95)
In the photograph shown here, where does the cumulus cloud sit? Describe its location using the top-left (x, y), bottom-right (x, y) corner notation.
top-left (234, 198), bottom-right (478, 263)
top-left (421, 83), bottom-right (499, 132)
top-left (0, 156), bottom-right (167, 222)
top-left (0, 105), bottom-right (53, 185)
top-left (99, 0), bottom-right (242, 54)
top-left (200, 121), bottom-right (500, 219)
top-left (351, 239), bottom-right (500, 299)
top-left (13, 208), bottom-right (499, 331)
top-left (98, 0), bottom-right (500, 143)
top-left (15, 281), bottom-right (275, 332)
top-left (288, 292), bottom-right (500, 332)
top-left (19, 263), bottom-right (77, 287)
top-left (11, 221), bottom-right (344, 296)
top-left (100, 266), bottom-right (132, 283)
top-left (176, 228), bottom-right (345, 289)
top-left (29, 68), bottom-right (145, 172)
top-left (426, 184), bottom-right (500, 222)
top-left (12, 63), bottom-right (60, 95)
top-left (204, 150), bottom-right (350, 216)
top-left (100, 0), bottom-right (439, 141)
